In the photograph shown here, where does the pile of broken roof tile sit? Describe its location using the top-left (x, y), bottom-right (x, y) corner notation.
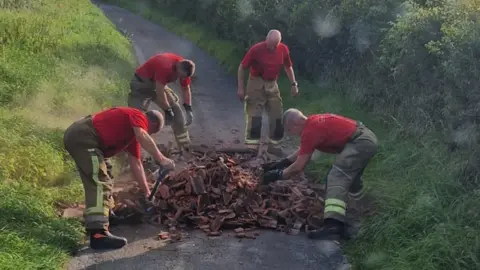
top-left (112, 150), bottom-right (326, 239)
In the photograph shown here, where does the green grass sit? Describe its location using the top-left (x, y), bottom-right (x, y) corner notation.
top-left (99, 1), bottom-right (480, 269)
top-left (0, 0), bottom-right (136, 269)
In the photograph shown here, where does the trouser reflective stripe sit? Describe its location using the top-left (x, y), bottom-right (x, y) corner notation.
top-left (244, 101), bottom-right (262, 144)
top-left (85, 149), bottom-right (107, 217)
top-left (268, 138), bottom-right (282, 145)
top-left (324, 198), bottom-right (347, 216)
top-left (175, 131), bottom-right (191, 144)
top-left (245, 139), bottom-right (260, 145)
top-left (349, 187), bottom-right (365, 200)
top-left (85, 215), bottom-right (108, 223)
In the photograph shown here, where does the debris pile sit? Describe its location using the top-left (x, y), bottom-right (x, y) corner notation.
top-left (112, 150), bottom-right (326, 239)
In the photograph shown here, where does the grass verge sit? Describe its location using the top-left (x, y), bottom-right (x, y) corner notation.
top-left (0, 0), bottom-right (135, 269)
top-left (98, 1), bottom-right (480, 269)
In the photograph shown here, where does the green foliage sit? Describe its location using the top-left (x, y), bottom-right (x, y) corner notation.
top-left (0, 0), bottom-right (136, 268)
top-left (0, 183), bottom-right (84, 270)
top-left (129, 0), bottom-right (480, 157)
top-left (98, 0), bottom-right (480, 269)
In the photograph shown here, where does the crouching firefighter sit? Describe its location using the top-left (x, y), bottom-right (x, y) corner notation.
top-left (261, 108), bottom-right (378, 241)
top-left (128, 52), bottom-right (195, 150)
top-left (63, 107), bottom-right (175, 250)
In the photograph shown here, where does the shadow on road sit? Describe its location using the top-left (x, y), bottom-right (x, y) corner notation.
top-left (76, 229), bottom-right (350, 270)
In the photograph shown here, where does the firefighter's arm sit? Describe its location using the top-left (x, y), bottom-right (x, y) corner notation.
top-left (281, 153), bottom-right (312, 179)
top-left (180, 84), bottom-right (192, 106)
top-left (133, 127), bottom-right (168, 163)
top-left (154, 81), bottom-right (170, 110)
top-left (127, 154), bottom-right (150, 197)
top-left (286, 148), bottom-right (300, 162)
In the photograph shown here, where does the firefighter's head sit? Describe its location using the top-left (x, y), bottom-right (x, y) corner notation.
top-left (265, 29), bottom-right (281, 51)
top-left (283, 108), bottom-right (307, 136)
top-left (145, 110), bottom-right (164, 134)
top-left (177, 59), bottom-right (195, 80)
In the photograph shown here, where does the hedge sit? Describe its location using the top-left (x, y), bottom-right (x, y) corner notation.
top-left (138, 0), bottom-right (480, 181)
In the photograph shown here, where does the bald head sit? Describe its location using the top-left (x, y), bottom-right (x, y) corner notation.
top-left (283, 108), bottom-right (307, 136)
top-left (265, 29), bottom-right (282, 50)
top-left (145, 110), bottom-right (164, 134)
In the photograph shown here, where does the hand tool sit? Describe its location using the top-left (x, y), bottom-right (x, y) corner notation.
top-left (144, 166), bottom-right (172, 213)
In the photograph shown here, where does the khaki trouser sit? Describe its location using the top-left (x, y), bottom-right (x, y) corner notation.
top-left (128, 74), bottom-right (191, 148)
top-left (63, 116), bottom-right (114, 231)
top-left (323, 124), bottom-right (378, 223)
top-left (244, 76), bottom-right (284, 146)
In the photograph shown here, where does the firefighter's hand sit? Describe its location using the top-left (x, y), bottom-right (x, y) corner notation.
top-left (237, 86), bottom-right (245, 101)
top-left (159, 158), bottom-right (175, 170)
top-left (183, 103), bottom-right (194, 126)
top-left (291, 85), bottom-right (299, 96)
top-left (262, 169), bottom-right (283, 185)
top-left (163, 108), bottom-right (175, 125)
top-left (262, 158), bottom-right (293, 171)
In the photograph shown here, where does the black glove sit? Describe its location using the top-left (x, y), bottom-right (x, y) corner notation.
top-left (138, 193), bottom-right (155, 212)
top-left (262, 158), bottom-right (293, 171)
top-left (163, 108), bottom-right (175, 125)
top-left (262, 169), bottom-right (283, 185)
top-left (183, 103), bottom-right (194, 126)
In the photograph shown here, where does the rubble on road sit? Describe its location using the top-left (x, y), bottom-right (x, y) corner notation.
top-left (111, 148), bottom-right (326, 239)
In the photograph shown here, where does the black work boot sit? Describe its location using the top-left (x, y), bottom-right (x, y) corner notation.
top-left (307, 218), bottom-right (348, 241)
top-left (89, 229), bottom-right (127, 250)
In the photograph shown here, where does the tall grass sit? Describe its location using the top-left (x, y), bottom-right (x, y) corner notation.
top-left (0, 0), bottom-right (136, 268)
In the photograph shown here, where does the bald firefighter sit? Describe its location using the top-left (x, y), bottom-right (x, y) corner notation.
top-left (128, 52), bottom-right (195, 150)
top-left (262, 109), bottom-right (378, 240)
top-left (237, 29), bottom-right (299, 156)
top-left (63, 107), bottom-right (175, 250)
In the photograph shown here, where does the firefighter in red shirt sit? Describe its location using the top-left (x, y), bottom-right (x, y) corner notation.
top-left (63, 107), bottom-right (175, 250)
top-left (262, 108), bottom-right (378, 240)
top-left (237, 29), bottom-right (299, 156)
top-left (128, 52), bottom-right (195, 150)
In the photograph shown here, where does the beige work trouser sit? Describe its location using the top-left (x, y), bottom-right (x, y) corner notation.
top-left (244, 76), bottom-right (284, 146)
top-left (63, 116), bottom-right (114, 231)
top-left (128, 74), bottom-right (191, 148)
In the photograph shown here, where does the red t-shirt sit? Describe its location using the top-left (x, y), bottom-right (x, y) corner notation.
top-left (135, 53), bottom-right (191, 87)
top-left (298, 114), bottom-right (358, 155)
top-left (240, 41), bottom-right (293, 80)
top-left (92, 107), bottom-right (149, 159)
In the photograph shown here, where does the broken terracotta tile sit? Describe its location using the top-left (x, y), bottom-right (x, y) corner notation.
top-left (109, 150), bottom-right (326, 241)
top-left (235, 232), bottom-right (246, 238)
top-left (158, 232), bottom-right (170, 240)
top-left (234, 227), bottom-right (244, 233)
top-left (208, 231), bottom-right (222, 237)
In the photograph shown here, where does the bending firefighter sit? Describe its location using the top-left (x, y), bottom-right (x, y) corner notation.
top-left (262, 109), bottom-right (378, 240)
top-left (128, 52), bottom-right (195, 150)
top-left (63, 107), bottom-right (175, 250)
top-left (237, 29), bottom-right (299, 156)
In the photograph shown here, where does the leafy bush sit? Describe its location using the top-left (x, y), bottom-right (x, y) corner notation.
top-left (136, 0), bottom-right (480, 154)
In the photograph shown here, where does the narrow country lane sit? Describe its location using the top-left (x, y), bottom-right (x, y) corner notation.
top-left (66, 3), bottom-right (351, 270)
